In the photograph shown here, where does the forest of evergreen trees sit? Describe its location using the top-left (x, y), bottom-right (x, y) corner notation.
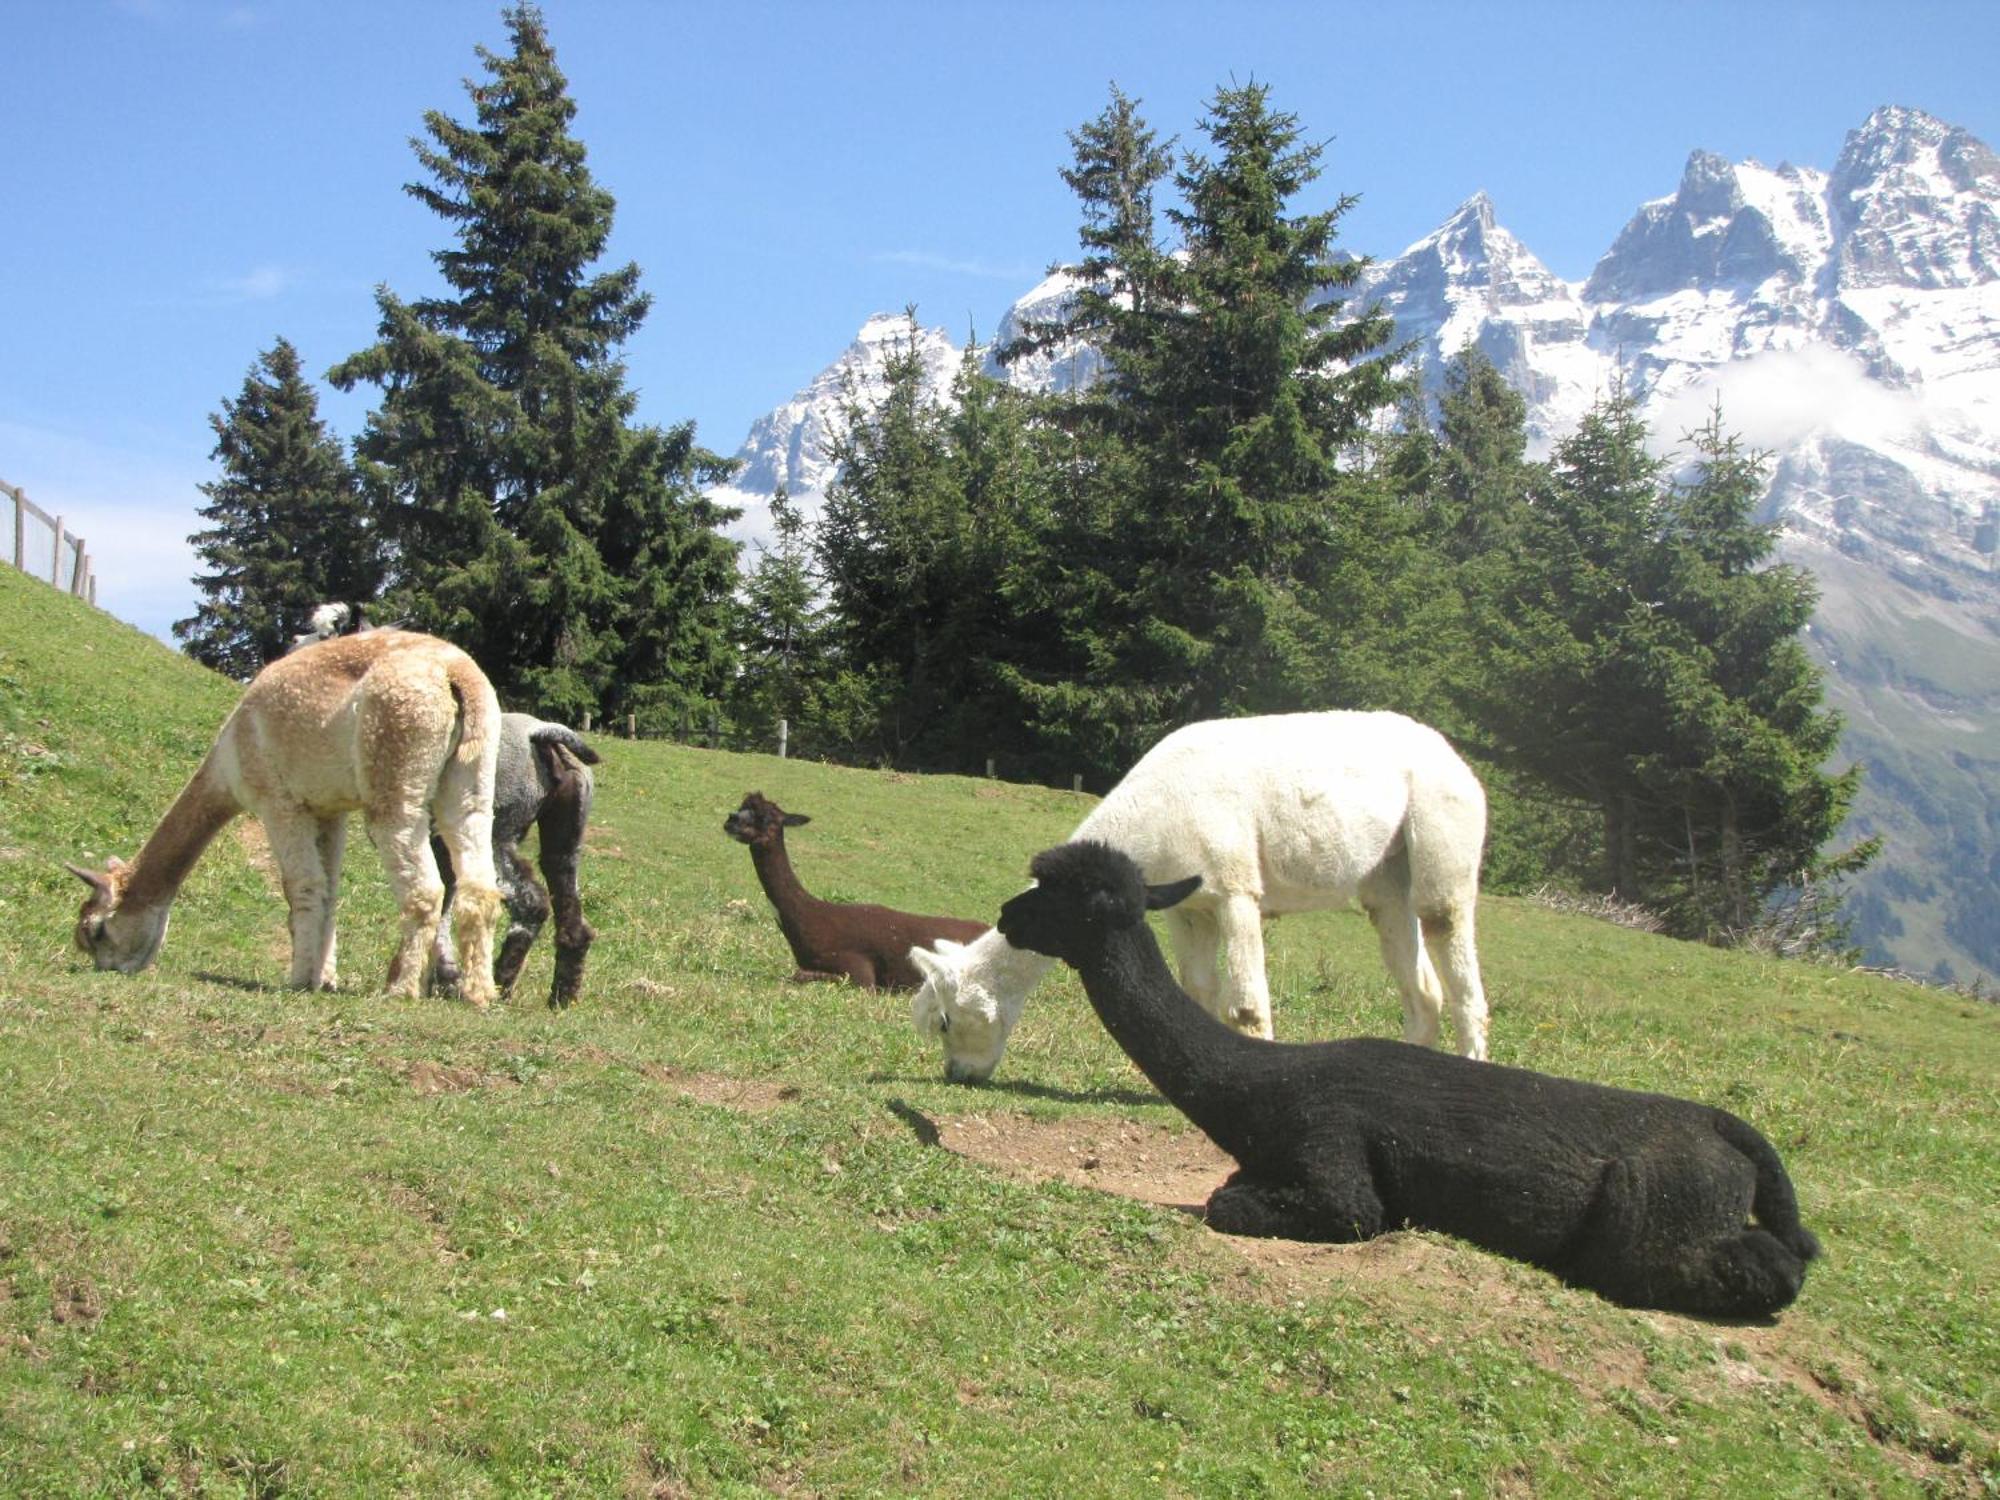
top-left (173, 5), bottom-right (1872, 951)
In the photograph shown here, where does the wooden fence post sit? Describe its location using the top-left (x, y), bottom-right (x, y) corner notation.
top-left (52, 516), bottom-right (63, 586)
top-left (1073, 773), bottom-right (1083, 793)
top-left (985, 757), bottom-right (996, 779)
top-left (581, 709), bottom-right (592, 733)
top-left (10, 487), bottom-right (22, 571)
top-left (778, 717), bottom-right (789, 759)
top-left (626, 713), bottom-right (636, 740)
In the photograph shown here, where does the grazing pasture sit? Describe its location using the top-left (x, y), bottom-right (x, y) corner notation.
top-left (0, 564), bottom-right (1994, 1496)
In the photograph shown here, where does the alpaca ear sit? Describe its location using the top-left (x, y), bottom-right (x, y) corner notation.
top-left (930, 938), bottom-right (963, 957)
top-left (783, 813), bottom-right (811, 828)
top-left (908, 945), bottom-right (947, 982)
top-left (1145, 874), bottom-right (1202, 911)
top-left (64, 861), bottom-right (113, 898)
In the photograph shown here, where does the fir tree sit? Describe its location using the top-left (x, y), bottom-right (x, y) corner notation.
top-left (1461, 390), bottom-right (1872, 938)
top-left (175, 338), bottom-right (380, 678)
top-left (815, 320), bottom-right (986, 765)
top-left (329, 3), bottom-right (738, 724)
top-left (1054, 81), bottom-right (1405, 731)
top-left (730, 486), bottom-right (874, 759)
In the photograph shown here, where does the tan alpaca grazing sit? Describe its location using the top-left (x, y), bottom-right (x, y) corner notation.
top-left (66, 630), bottom-right (506, 1007)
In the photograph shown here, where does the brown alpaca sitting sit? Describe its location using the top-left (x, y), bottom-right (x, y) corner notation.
top-left (67, 630), bottom-right (505, 1007)
top-left (723, 791), bottom-right (988, 989)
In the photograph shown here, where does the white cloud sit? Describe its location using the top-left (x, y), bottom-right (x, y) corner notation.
top-left (212, 264), bottom-right (294, 302)
top-left (873, 249), bottom-right (1040, 282)
top-left (1645, 346), bottom-right (1927, 456)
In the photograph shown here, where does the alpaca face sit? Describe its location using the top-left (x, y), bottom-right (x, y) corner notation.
top-left (994, 884), bottom-right (1111, 964)
top-left (909, 941), bottom-right (1010, 1084)
top-left (723, 792), bottom-right (807, 848)
top-left (67, 859), bottom-right (170, 973)
top-left (997, 846), bottom-right (1202, 962)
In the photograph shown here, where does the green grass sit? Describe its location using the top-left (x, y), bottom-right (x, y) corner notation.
top-left (2, 562), bottom-right (1995, 1497)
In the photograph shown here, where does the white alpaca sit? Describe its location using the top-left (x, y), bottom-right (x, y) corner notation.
top-left (910, 710), bottom-right (1489, 1082)
top-left (67, 630), bottom-right (505, 1007)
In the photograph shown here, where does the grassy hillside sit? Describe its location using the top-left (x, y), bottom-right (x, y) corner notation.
top-left (1, 563), bottom-right (1994, 1497)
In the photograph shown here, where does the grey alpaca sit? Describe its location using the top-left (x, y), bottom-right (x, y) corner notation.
top-left (432, 713), bottom-right (598, 1008)
top-left (997, 840), bottom-right (1821, 1318)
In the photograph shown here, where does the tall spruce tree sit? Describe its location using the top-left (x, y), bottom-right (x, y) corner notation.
top-left (1003, 85), bottom-right (1175, 417)
top-left (175, 338), bottom-right (381, 677)
top-left (1087, 81), bottom-right (1404, 728)
top-left (1460, 389), bottom-right (1871, 938)
top-left (329, 3), bottom-right (738, 724)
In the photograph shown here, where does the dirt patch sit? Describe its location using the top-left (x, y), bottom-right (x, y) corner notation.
top-left (49, 1276), bottom-right (103, 1327)
top-left (402, 1060), bottom-right (508, 1095)
top-left (939, 1111), bottom-right (1232, 1215)
top-left (641, 1065), bottom-right (801, 1113)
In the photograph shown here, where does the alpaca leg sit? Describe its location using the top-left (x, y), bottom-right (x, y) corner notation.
top-left (1207, 1162), bottom-right (1385, 1243)
top-left (311, 816), bottom-right (347, 990)
top-left (1421, 901), bottom-right (1488, 1061)
top-left (537, 797), bottom-right (594, 1010)
top-left (431, 756), bottom-right (502, 1012)
top-left (427, 835), bottom-right (461, 996)
top-left (368, 812), bottom-right (447, 1001)
top-left (264, 809), bottom-right (334, 991)
top-left (1366, 892), bottom-right (1444, 1048)
top-left (1164, 905), bottom-right (1223, 1018)
top-left (493, 842), bottom-right (549, 998)
top-left (1641, 1230), bottom-right (1811, 1319)
top-left (1558, 1151), bottom-right (1805, 1315)
top-left (1216, 894), bottom-right (1273, 1038)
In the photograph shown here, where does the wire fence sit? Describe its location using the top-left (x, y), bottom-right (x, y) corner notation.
top-left (578, 710), bottom-right (1092, 794)
top-left (4, 476), bottom-right (97, 605)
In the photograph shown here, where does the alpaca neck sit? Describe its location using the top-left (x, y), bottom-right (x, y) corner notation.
top-left (1073, 933), bottom-right (1257, 1145)
top-left (965, 927), bottom-right (1059, 1000)
top-left (121, 757), bottom-right (241, 912)
top-left (749, 835), bottom-right (823, 928)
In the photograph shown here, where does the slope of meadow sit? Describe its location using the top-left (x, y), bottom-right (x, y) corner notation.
top-left (0, 564), bottom-right (1993, 1496)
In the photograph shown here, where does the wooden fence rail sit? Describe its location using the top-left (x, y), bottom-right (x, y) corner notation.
top-left (3, 476), bottom-right (97, 605)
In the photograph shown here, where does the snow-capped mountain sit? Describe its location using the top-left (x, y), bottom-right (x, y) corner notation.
top-left (708, 312), bottom-right (963, 545)
top-left (709, 106), bottom-right (2000, 986)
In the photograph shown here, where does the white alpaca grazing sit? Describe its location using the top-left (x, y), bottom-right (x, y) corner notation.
top-left (67, 630), bottom-right (505, 1007)
top-left (910, 710), bottom-right (1489, 1083)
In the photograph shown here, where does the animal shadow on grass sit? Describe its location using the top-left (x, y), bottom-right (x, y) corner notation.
top-left (191, 971), bottom-right (287, 995)
top-left (867, 1072), bottom-right (1162, 1110)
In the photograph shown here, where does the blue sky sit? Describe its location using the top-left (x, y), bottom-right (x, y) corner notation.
top-left (5, 0), bottom-right (1997, 643)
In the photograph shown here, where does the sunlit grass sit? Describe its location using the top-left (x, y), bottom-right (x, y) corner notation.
top-left (1, 566), bottom-right (1994, 1496)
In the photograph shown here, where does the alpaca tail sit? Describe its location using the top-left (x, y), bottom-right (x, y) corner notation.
top-left (528, 723), bottom-right (602, 767)
top-left (1714, 1111), bottom-right (1822, 1264)
top-left (444, 653), bottom-right (501, 770)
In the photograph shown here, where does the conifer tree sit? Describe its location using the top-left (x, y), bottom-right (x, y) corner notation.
top-left (1461, 389), bottom-right (1871, 937)
top-left (1048, 82), bottom-right (1405, 734)
top-left (329, 3), bottom-right (737, 724)
top-left (731, 486), bottom-right (873, 759)
top-left (175, 338), bottom-right (380, 678)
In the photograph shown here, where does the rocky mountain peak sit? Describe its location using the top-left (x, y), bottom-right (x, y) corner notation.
top-left (1830, 107), bottom-right (2000, 289)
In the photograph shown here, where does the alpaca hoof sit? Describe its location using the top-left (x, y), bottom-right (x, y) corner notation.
top-left (1228, 1007), bottom-right (1272, 1039)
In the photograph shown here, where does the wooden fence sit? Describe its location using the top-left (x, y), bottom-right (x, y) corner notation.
top-left (4, 477), bottom-right (96, 604)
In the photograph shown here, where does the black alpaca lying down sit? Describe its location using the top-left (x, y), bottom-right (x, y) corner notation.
top-left (996, 840), bottom-right (1822, 1318)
